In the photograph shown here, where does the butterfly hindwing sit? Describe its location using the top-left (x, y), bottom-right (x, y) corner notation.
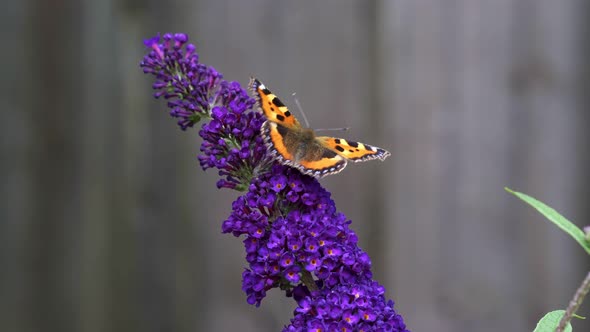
top-left (261, 121), bottom-right (296, 161)
top-left (317, 137), bottom-right (391, 162)
top-left (296, 151), bottom-right (348, 177)
top-left (250, 78), bottom-right (300, 128)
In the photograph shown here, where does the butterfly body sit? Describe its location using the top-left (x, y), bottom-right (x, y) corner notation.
top-left (280, 126), bottom-right (316, 161)
top-left (250, 78), bottom-right (390, 178)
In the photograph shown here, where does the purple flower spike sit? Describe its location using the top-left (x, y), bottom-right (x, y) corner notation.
top-left (140, 33), bottom-right (268, 188)
top-left (141, 32), bottom-right (408, 331)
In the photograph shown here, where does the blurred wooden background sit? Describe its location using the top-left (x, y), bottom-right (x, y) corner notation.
top-left (2, 0), bottom-right (589, 331)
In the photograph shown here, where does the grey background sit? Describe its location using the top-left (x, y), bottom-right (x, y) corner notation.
top-left (1, 0), bottom-right (589, 331)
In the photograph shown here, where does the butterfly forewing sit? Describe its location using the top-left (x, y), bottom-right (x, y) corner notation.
top-left (316, 137), bottom-right (391, 162)
top-left (250, 78), bottom-right (301, 128)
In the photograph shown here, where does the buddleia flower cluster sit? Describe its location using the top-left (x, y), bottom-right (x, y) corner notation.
top-left (140, 32), bottom-right (408, 331)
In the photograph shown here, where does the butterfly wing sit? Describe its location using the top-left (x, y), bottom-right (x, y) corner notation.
top-left (249, 78), bottom-right (301, 128)
top-left (262, 121), bottom-right (347, 178)
top-left (316, 136), bottom-right (391, 162)
top-left (296, 150), bottom-right (348, 178)
top-left (251, 77), bottom-right (387, 178)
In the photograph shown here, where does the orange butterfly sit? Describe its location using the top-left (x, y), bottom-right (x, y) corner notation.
top-left (249, 78), bottom-right (390, 178)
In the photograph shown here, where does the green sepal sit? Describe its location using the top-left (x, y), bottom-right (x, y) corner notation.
top-left (189, 113), bottom-right (203, 124)
top-left (234, 183), bottom-right (249, 192)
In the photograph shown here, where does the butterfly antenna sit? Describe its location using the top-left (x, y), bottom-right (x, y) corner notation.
top-left (292, 92), bottom-right (311, 128)
top-left (314, 127), bottom-right (351, 132)
top-left (292, 92), bottom-right (349, 132)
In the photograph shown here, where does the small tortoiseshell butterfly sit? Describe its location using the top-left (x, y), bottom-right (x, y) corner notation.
top-left (249, 78), bottom-right (391, 178)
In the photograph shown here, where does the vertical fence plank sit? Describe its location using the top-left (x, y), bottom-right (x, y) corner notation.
top-left (378, 0), bottom-right (588, 331)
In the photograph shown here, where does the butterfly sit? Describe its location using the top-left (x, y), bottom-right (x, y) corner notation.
top-left (249, 78), bottom-right (391, 178)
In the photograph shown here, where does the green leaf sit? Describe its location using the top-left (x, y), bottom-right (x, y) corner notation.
top-left (505, 188), bottom-right (590, 255)
top-left (534, 310), bottom-right (572, 332)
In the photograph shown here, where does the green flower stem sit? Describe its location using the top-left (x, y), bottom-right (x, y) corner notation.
top-left (557, 270), bottom-right (590, 332)
top-left (301, 270), bottom-right (319, 292)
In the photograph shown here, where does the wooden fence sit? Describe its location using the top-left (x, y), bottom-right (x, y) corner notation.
top-left (1, 1), bottom-right (588, 331)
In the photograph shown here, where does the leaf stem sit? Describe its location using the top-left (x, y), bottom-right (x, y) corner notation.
top-left (557, 270), bottom-right (590, 331)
